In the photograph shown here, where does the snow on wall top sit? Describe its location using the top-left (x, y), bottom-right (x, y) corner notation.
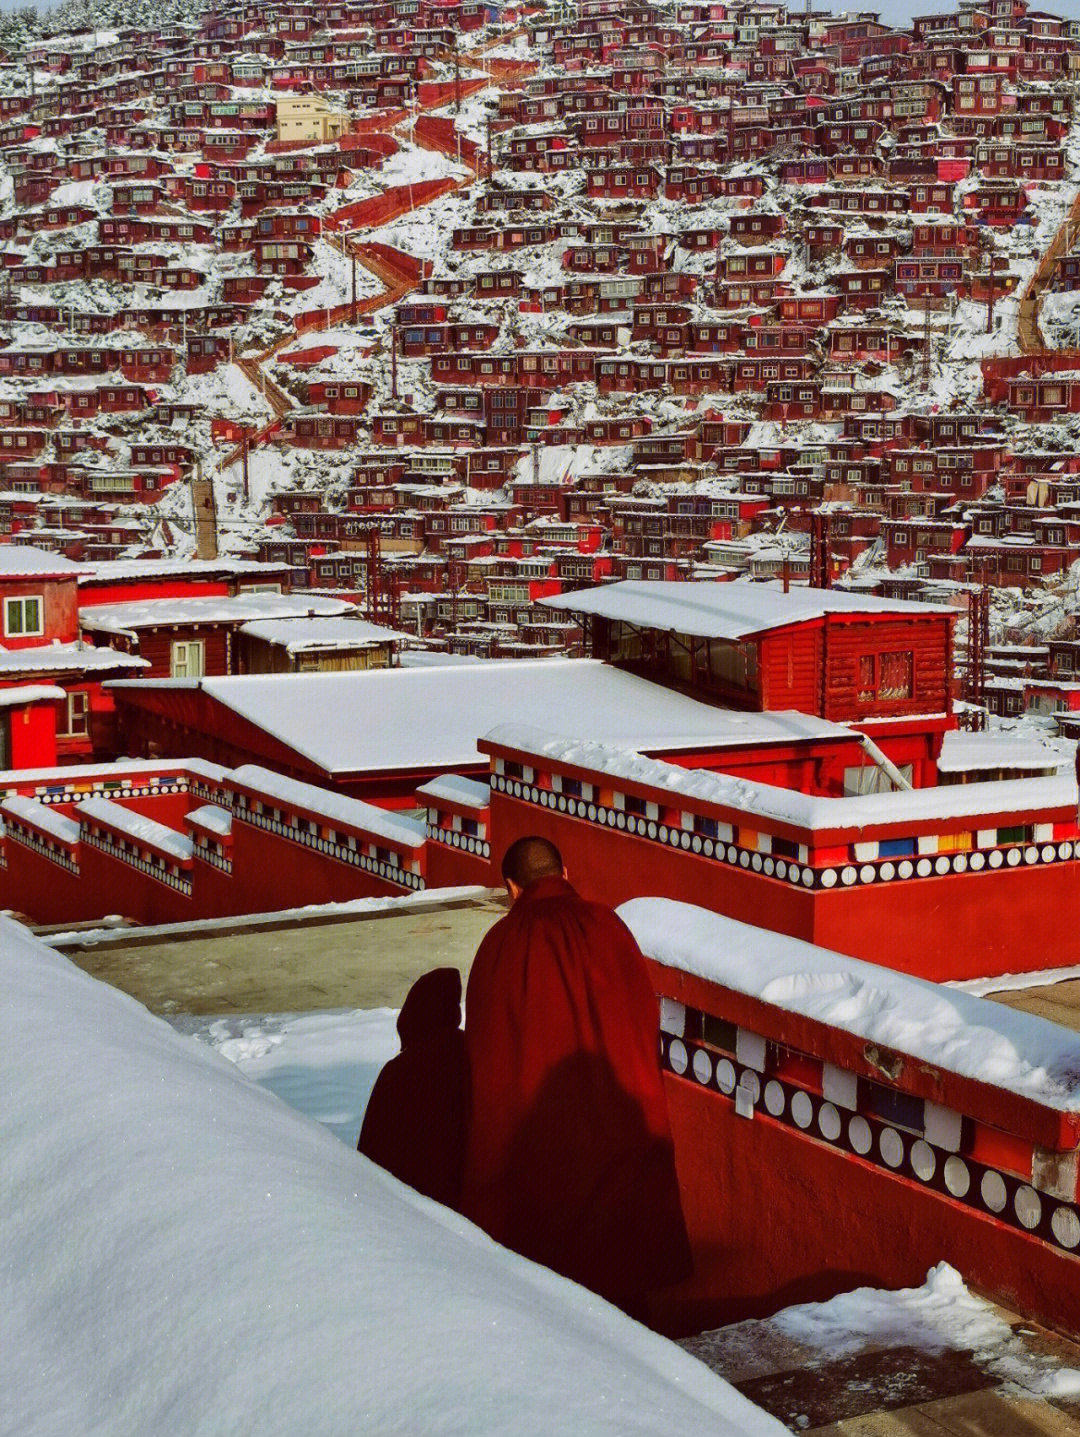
top-left (231, 764), bottom-right (426, 850)
top-left (238, 616), bottom-right (406, 651)
top-left (0, 643), bottom-right (149, 674)
top-left (74, 796), bottom-right (194, 862)
top-left (540, 580), bottom-right (946, 641)
top-left (1, 795), bottom-right (80, 844)
top-left (936, 730), bottom-right (1076, 775)
top-left (185, 804), bottom-right (233, 837)
top-left (77, 557), bottom-right (296, 585)
top-left (416, 773), bottom-right (491, 809)
top-left (0, 916), bottom-right (784, 1435)
top-left (81, 594), bottom-right (356, 635)
top-left (619, 898), bottom-right (1080, 1112)
top-left (0, 684), bottom-right (66, 708)
top-left (485, 725), bottom-right (1078, 832)
top-left (114, 662), bottom-right (741, 775)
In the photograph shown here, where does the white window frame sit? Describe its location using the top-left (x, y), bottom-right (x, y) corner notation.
top-left (4, 594), bottom-right (43, 638)
top-left (171, 639), bottom-right (205, 678)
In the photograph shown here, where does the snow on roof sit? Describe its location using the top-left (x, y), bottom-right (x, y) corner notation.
top-left (1, 795), bottom-right (79, 844)
top-left (620, 898), bottom-right (1080, 1113)
top-left (486, 726), bottom-right (1078, 832)
top-left (0, 642), bottom-right (149, 675)
top-left (185, 803), bottom-right (233, 837)
top-left (117, 662), bottom-right (758, 775)
top-left (936, 730), bottom-right (1075, 775)
top-left (0, 683), bottom-right (65, 708)
top-left (231, 765), bottom-right (425, 850)
top-left (416, 774), bottom-right (491, 809)
top-left (74, 796), bottom-right (194, 862)
top-left (0, 917), bottom-right (781, 1435)
top-left (0, 545), bottom-right (84, 578)
top-left (541, 580), bottom-right (946, 640)
top-left (81, 594), bottom-right (356, 636)
top-left (238, 617), bottom-right (405, 651)
top-left (78, 557), bottom-right (293, 584)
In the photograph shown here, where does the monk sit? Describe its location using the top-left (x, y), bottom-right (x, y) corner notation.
top-left (358, 966), bottom-right (469, 1209)
top-left (462, 836), bottom-right (691, 1318)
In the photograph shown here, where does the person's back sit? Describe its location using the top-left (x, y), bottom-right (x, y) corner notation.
top-left (358, 967), bottom-right (468, 1210)
top-left (462, 838), bottom-right (691, 1317)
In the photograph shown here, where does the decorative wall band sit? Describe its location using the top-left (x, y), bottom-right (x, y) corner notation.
top-left (81, 828), bottom-right (191, 894)
top-left (491, 774), bottom-right (1074, 889)
top-left (5, 822), bottom-right (78, 873)
top-left (660, 1032), bottom-right (1080, 1259)
top-left (234, 805), bottom-right (424, 891)
top-left (426, 824), bottom-right (491, 859)
top-left (8, 778), bottom-right (188, 807)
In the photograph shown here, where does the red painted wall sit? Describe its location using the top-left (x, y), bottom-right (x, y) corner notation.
top-left (488, 791), bottom-right (1080, 979)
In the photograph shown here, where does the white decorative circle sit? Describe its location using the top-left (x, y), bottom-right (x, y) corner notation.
top-left (681, 831), bottom-right (692, 850)
top-left (981, 1170), bottom-right (1007, 1213)
top-left (952, 854), bottom-right (968, 874)
top-left (1052, 1206), bottom-right (1080, 1249)
top-left (739, 850), bottom-right (750, 868)
top-left (934, 855), bottom-right (951, 876)
top-left (880, 1127), bottom-right (904, 1169)
top-left (989, 849), bottom-right (1003, 868)
top-left (821, 868), bottom-right (837, 888)
top-left (842, 866), bottom-right (857, 886)
top-left (917, 858), bottom-right (932, 877)
top-left (791, 1091), bottom-right (814, 1129)
top-left (818, 1103), bottom-right (842, 1142)
top-left (587, 804), bottom-right (597, 822)
top-left (647, 822), bottom-right (658, 840)
top-left (880, 862), bottom-right (895, 881)
top-left (1024, 846), bottom-right (1039, 866)
top-left (1042, 845), bottom-right (1055, 864)
top-left (556, 795), bottom-right (567, 812)
top-left (740, 1071), bottom-right (761, 1105)
top-left (764, 1080), bottom-right (786, 1117)
top-left (658, 826), bottom-right (669, 844)
top-left (802, 867), bottom-right (815, 887)
top-left (1059, 842), bottom-right (1074, 861)
top-left (751, 853), bottom-right (763, 871)
top-left (970, 851), bottom-right (985, 871)
top-left (1015, 1186), bottom-right (1042, 1230)
top-left (1007, 848), bottom-right (1022, 867)
top-left (716, 1059), bottom-right (737, 1095)
top-left (911, 1140), bottom-right (936, 1182)
top-left (692, 835), bottom-right (702, 853)
top-left (776, 859), bottom-right (787, 880)
top-left (668, 1038), bottom-right (688, 1076)
top-left (616, 812), bottom-right (626, 829)
top-left (899, 860), bottom-right (914, 879)
top-left (692, 1048), bottom-right (713, 1085)
top-left (849, 1115), bottom-right (872, 1155)
top-left (764, 857), bottom-right (775, 876)
top-left (703, 839), bottom-right (715, 857)
top-left (944, 1156), bottom-right (970, 1198)
top-left (860, 864), bottom-right (876, 884)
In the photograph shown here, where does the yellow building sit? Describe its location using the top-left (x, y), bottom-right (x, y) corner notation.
top-left (275, 94), bottom-right (350, 145)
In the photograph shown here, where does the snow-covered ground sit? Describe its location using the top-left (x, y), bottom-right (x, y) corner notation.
top-left (2, 914), bottom-right (784, 1436)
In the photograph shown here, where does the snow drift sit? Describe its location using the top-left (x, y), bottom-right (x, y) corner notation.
top-left (0, 916), bottom-right (782, 1437)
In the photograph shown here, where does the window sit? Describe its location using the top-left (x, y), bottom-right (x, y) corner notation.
top-left (4, 595), bottom-right (43, 637)
top-left (171, 640), bottom-right (205, 678)
top-left (60, 690), bottom-right (89, 737)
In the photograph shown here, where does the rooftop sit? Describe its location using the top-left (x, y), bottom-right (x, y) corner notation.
top-left (541, 580), bottom-right (947, 641)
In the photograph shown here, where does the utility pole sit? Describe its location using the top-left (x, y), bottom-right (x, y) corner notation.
top-left (241, 433), bottom-right (249, 505)
top-left (351, 243), bottom-right (357, 319)
top-left (390, 323), bottom-right (398, 399)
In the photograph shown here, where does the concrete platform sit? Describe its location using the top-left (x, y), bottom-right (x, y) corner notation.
top-left (47, 889), bottom-right (507, 1016)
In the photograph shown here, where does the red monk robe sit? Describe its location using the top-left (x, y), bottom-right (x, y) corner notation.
top-left (462, 875), bottom-right (692, 1315)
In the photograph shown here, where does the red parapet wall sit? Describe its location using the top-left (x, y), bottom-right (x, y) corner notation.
top-left (0, 762), bottom-right (425, 926)
top-left (480, 734), bottom-right (1080, 980)
top-left (643, 957), bottom-right (1080, 1342)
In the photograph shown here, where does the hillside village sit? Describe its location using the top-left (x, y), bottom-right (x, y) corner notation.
top-left (3, 0), bottom-right (1080, 755)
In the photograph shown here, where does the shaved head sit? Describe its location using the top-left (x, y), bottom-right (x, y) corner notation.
top-left (500, 836), bottom-right (564, 891)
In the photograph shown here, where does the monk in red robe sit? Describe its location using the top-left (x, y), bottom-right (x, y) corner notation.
top-left (462, 836), bottom-right (691, 1319)
top-left (358, 966), bottom-right (468, 1209)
